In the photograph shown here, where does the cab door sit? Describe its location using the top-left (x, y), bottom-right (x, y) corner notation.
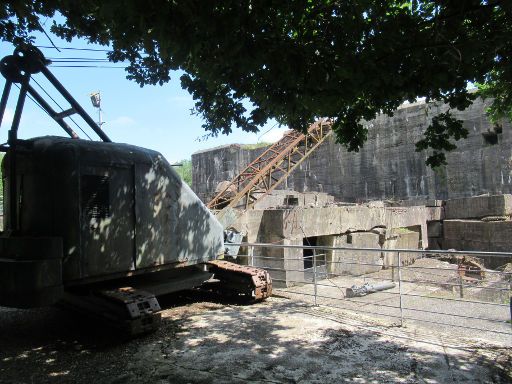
top-left (80, 165), bottom-right (135, 276)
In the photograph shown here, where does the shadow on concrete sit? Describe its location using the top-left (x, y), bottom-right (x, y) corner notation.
top-left (0, 294), bottom-right (510, 384)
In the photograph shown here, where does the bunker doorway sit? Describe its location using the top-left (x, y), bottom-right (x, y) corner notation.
top-left (303, 236), bottom-right (327, 281)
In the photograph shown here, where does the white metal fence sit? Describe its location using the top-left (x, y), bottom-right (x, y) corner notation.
top-left (232, 243), bottom-right (512, 338)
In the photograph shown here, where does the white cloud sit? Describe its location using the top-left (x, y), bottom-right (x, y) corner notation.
top-left (107, 116), bottom-right (136, 128)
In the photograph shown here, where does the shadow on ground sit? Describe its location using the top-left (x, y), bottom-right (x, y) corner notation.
top-left (0, 292), bottom-right (510, 384)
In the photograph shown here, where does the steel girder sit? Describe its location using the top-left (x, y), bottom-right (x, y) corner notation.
top-left (207, 120), bottom-right (332, 211)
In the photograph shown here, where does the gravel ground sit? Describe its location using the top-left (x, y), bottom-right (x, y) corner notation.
top-left (0, 291), bottom-right (510, 384)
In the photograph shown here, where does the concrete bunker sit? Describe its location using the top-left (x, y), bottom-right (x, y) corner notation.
top-left (225, 191), bottom-right (433, 287)
top-left (191, 97), bottom-right (512, 287)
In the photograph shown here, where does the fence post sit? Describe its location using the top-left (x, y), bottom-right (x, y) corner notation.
top-left (397, 251), bottom-right (404, 327)
top-left (313, 249), bottom-right (318, 306)
top-left (249, 245), bottom-right (254, 267)
top-left (391, 258), bottom-right (395, 282)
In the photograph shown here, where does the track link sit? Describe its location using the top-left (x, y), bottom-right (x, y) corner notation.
top-left (62, 287), bottom-right (161, 336)
top-left (207, 260), bottom-right (272, 301)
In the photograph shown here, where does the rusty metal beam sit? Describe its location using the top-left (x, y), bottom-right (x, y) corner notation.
top-left (208, 120), bottom-right (332, 211)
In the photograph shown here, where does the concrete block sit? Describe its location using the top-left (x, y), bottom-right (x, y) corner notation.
top-left (284, 205), bottom-right (429, 242)
top-left (443, 219), bottom-right (485, 241)
top-left (425, 200), bottom-right (444, 207)
top-left (425, 207), bottom-right (445, 221)
top-left (328, 232), bottom-right (382, 276)
top-left (253, 194), bottom-right (288, 209)
top-left (254, 191), bottom-right (335, 209)
top-left (445, 194), bottom-right (512, 219)
top-left (303, 193), bottom-right (335, 207)
top-left (382, 228), bottom-right (421, 268)
top-left (443, 219), bottom-right (512, 268)
top-left (399, 199), bottom-right (444, 207)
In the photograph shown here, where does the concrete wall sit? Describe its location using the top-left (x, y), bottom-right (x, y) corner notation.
top-left (234, 205), bottom-right (434, 285)
top-left (415, 195), bottom-right (512, 268)
top-left (382, 228), bottom-right (422, 269)
top-left (328, 232), bottom-right (383, 276)
top-left (253, 190), bottom-right (335, 210)
top-left (443, 220), bottom-right (512, 269)
top-left (192, 144), bottom-right (267, 203)
top-left (444, 194), bottom-right (512, 219)
top-left (192, 98), bottom-right (512, 203)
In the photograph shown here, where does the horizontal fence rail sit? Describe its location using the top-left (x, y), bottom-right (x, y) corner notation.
top-left (226, 242), bottom-right (512, 337)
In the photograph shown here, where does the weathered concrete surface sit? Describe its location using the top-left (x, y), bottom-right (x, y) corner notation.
top-left (443, 219), bottom-right (512, 268)
top-left (233, 205), bottom-right (431, 284)
top-left (396, 199), bottom-right (444, 207)
top-left (253, 190), bottom-right (335, 210)
top-left (328, 232), bottom-right (383, 276)
top-left (192, 144), bottom-right (266, 203)
top-left (279, 206), bottom-right (429, 246)
top-left (445, 194), bottom-right (512, 219)
top-left (443, 220), bottom-right (512, 251)
top-left (382, 228), bottom-right (421, 268)
top-left (425, 206), bottom-right (444, 221)
top-left (192, 98), bottom-right (512, 203)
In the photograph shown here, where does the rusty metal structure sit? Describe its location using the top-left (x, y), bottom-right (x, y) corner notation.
top-left (208, 260), bottom-right (272, 301)
top-left (207, 121), bottom-right (332, 211)
top-left (0, 46), bottom-right (271, 334)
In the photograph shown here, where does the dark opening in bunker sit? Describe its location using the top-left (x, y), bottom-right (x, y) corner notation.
top-left (285, 195), bottom-right (299, 206)
top-left (482, 131), bottom-right (498, 145)
top-left (303, 236), bottom-right (326, 270)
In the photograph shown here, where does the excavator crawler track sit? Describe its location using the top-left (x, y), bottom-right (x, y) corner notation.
top-left (207, 260), bottom-right (272, 301)
top-left (61, 287), bottom-right (161, 336)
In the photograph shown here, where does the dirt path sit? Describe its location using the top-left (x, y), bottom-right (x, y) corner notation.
top-left (0, 294), bottom-right (510, 383)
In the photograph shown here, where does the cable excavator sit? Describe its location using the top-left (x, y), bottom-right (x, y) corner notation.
top-left (0, 46), bottom-right (271, 335)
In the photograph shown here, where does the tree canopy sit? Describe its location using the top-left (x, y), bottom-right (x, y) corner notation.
top-left (2, 1), bottom-right (511, 166)
top-left (174, 159), bottom-right (192, 186)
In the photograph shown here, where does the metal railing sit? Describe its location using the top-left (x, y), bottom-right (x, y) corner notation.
top-left (229, 243), bottom-right (512, 337)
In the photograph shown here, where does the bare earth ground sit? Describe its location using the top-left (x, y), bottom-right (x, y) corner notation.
top-left (278, 258), bottom-right (512, 344)
top-left (0, 291), bottom-right (510, 384)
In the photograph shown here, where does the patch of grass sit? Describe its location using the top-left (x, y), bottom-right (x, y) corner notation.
top-left (393, 227), bottom-right (413, 234)
top-left (241, 142), bottom-right (270, 150)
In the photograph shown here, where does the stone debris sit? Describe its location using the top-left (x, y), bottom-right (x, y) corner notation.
top-left (436, 254), bottom-right (487, 280)
top-left (346, 282), bottom-right (396, 298)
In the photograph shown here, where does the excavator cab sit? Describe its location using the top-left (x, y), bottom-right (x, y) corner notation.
top-left (0, 46), bottom-right (270, 334)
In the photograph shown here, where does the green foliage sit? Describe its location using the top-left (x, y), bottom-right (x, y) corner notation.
top-left (2, 1), bottom-right (511, 167)
top-left (415, 111), bottom-right (468, 166)
top-left (174, 159), bottom-right (192, 186)
top-left (477, 70), bottom-right (512, 124)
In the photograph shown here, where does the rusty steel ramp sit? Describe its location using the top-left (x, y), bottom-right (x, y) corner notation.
top-left (207, 120), bottom-right (332, 212)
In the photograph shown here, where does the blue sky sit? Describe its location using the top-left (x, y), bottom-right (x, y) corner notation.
top-left (0, 33), bottom-right (287, 163)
